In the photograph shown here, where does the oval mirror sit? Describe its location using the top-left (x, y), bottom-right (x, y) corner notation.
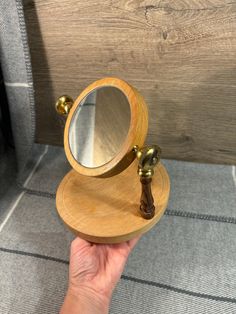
top-left (68, 86), bottom-right (131, 168)
top-left (64, 78), bottom-right (148, 177)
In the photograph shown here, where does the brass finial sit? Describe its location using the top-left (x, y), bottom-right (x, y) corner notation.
top-left (133, 145), bottom-right (161, 178)
top-left (133, 145), bottom-right (162, 220)
top-left (55, 95), bottom-right (74, 116)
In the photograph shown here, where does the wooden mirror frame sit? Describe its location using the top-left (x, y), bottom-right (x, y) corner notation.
top-left (64, 77), bottom-right (148, 178)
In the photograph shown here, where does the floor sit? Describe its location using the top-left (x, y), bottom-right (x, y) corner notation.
top-left (0, 145), bottom-right (236, 313)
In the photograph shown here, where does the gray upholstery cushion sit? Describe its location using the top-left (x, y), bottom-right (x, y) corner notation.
top-left (0, 0), bottom-right (39, 177)
top-left (0, 145), bottom-right (236, 313)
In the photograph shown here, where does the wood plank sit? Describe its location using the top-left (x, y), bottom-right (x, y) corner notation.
top-left (56, 161), bottom-right (170, 243)
top-left (23, 0), bottom-right (236, 164)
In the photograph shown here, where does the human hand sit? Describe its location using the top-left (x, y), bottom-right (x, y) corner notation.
top-left (60, 236), bottom-right (140, 314)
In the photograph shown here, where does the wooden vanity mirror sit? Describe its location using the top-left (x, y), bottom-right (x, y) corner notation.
top-left (56, 77), bottom-right (170, 243)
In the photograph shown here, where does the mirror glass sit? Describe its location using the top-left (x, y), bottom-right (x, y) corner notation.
top-left (69, 86), bottom-right (131, 168)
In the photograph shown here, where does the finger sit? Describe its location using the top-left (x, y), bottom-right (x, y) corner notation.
top-left (70, 236), bottom-right (92, 254)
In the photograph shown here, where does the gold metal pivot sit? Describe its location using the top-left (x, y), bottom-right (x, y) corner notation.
top-left (55, 95), bottom-right (74, 116)
top-left (133, 145), bottom-right (161, 219)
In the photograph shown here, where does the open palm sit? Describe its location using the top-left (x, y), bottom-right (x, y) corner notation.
top-left (69, 236), bottom-right (140, 300)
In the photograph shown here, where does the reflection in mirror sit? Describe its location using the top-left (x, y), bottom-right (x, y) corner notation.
top-left (69, 86), bottom-right (131, 168)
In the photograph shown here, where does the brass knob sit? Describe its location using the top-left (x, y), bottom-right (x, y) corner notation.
top-left (133, 145), bottom-right (161, 178)
top-left (55, 95), bottom-right (74, 116)
top-left (133, 145), bottom-right (162, 220)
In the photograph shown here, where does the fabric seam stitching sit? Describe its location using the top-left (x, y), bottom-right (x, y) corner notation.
top-left (15, 0), bottom-right (36, 143)
top-left (1, 247), bottom-right (236, 304)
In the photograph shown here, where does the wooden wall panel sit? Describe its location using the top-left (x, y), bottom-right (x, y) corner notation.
top-left (23, 0), bottom-right (236, 164)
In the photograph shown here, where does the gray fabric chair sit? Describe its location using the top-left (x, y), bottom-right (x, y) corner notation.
top-left (0, 1), bottom-right (236, 313)
top-left (0, 0), bottom-right (44, 179)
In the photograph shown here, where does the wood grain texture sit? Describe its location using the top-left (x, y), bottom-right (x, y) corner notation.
top-left (64, 77), bottom-right (148, 177)
top-left (23, 0), bottom-right (236, 164)
top-left (56, 160), bottom-right (170, 243)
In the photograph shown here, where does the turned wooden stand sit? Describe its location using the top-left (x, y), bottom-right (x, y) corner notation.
top-left (56, 160), bottom-right (170, 243)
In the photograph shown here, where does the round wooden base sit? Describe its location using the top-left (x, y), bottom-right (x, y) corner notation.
top-left (56, 160), bottom-right (170, 243)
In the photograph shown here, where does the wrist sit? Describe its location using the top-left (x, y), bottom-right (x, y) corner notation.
top-left (60, 286), bottom-right (110, 314)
